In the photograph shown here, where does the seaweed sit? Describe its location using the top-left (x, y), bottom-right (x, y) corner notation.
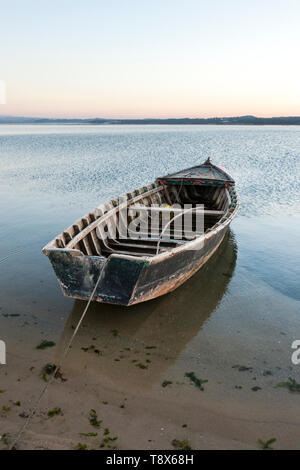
top-left (41, 363), bottom-right (66, 382)
top-left (232, 365), bottom-right (253, 372)
top-left (79, 432), bottom-right (97, 437)
top-left (89, 409), bottom-right (102, 428)
top-left (145, 346), bottom-right (156, 350)
top-left (111, 329), bottom-right (119, 337)
top-left (76, 443), bottom-right (88, 450)
top-left (47, 407), bottom-right (63, 417)
top-left (276, 377), bottom-right (300, 392)
top-left (0, 390), bottom-right (6, 393)
top-left (1, 405), bottom-right (10, 413)
top-left (0, 433), bottom-right (11, 447)
top-left (100, 434), bottom-right (118, 449)
top-left (36, 340), bottom-right (56, 350)
top-left (161, 380), bottom-right (173, 388)
top-left (258, 438), bottom-right (276, 450)
top-left (43, 363), bottom-right (56, 374)
top-left (251, 386), bottom-right (262, 392)
top-left (172, 439), bottom-right (192, 450)
top-left (81, 345), bottom-right (102, 356)
top-left (185, 372), bottom-right (208, 391)
top-left (136, 363), bottom-right (148, 369)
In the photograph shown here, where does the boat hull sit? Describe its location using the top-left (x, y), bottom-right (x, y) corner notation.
top-left (44, 224), bottom-right (229, 306)
top-left (131, 226), bottom-right (227, 305)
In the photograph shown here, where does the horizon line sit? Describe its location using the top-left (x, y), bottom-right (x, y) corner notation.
top-left (1, 114), bottom-right (300, 121)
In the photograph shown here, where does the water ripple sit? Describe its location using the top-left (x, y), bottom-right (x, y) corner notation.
top-left (0, 125), bottom-right (299, 217)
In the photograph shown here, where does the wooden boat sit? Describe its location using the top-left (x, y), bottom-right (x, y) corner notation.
top-left (42, 158), bottom-right (239, 306)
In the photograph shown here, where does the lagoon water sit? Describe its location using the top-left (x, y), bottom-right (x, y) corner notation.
top-left (0, 125), bottom-right (300, 449)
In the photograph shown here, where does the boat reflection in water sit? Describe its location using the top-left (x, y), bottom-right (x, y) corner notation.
top-left (55, 231), bottom-right (237, 390)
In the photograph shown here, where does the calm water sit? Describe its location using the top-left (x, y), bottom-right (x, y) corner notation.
top-left (0, 125), bottom-right (300, 392)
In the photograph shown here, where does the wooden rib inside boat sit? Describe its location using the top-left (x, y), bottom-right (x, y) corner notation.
top-left (43, 158), bottom-right (239, 306)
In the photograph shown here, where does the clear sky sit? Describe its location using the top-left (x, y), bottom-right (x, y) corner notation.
top-left (1, 0), bottom-right (300, 118)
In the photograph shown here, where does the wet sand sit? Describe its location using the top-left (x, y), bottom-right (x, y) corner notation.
top-left (1, 224), bottom-right (300, 450)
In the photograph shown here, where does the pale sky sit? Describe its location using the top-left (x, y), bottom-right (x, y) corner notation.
top-left (1, 0), bottom-right (300, 118)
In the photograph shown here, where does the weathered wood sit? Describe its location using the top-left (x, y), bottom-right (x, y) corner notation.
top-left (68, 185), bottom-right (164, 249)
top-left (129, 205), bottom-right (225, 216)
top-left (42, 160), bottom-right (239, 305)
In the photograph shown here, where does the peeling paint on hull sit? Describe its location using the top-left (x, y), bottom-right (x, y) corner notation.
top-left (44, 226), bottom-right (228, 306)
top-left (42, 163), bottom-right (239, 306)
top-left (130, 228), bottom-right (227, 305)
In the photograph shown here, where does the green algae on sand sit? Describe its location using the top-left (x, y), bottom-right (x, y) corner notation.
top-left (185, 372), bottom-right (208, 391)
top-left (258, 438), bottom-right (276, 450)
top-left (36, 340), bottom-right (56, 350)
top-left (276, 377), bottom-right (300, 393)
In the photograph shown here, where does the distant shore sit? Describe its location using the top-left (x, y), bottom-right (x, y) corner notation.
top-left (1, 115), bottom-right (300, 125)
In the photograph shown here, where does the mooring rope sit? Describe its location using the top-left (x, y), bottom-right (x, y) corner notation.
top-left (9, 269), bottom-right (104, 450)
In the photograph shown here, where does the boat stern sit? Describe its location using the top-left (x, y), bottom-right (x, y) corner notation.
top-left (42, 245), bottom-right (150, 306)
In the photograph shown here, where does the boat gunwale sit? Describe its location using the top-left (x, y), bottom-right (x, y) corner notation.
top-left (42, 184), bottom-right (239, 263)
top-left (42, 184), bottom-right (162, 254)
top-left (67, 184), bottom-right (164, 250)
top-left (151, 188), bottom-right (239, 263)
